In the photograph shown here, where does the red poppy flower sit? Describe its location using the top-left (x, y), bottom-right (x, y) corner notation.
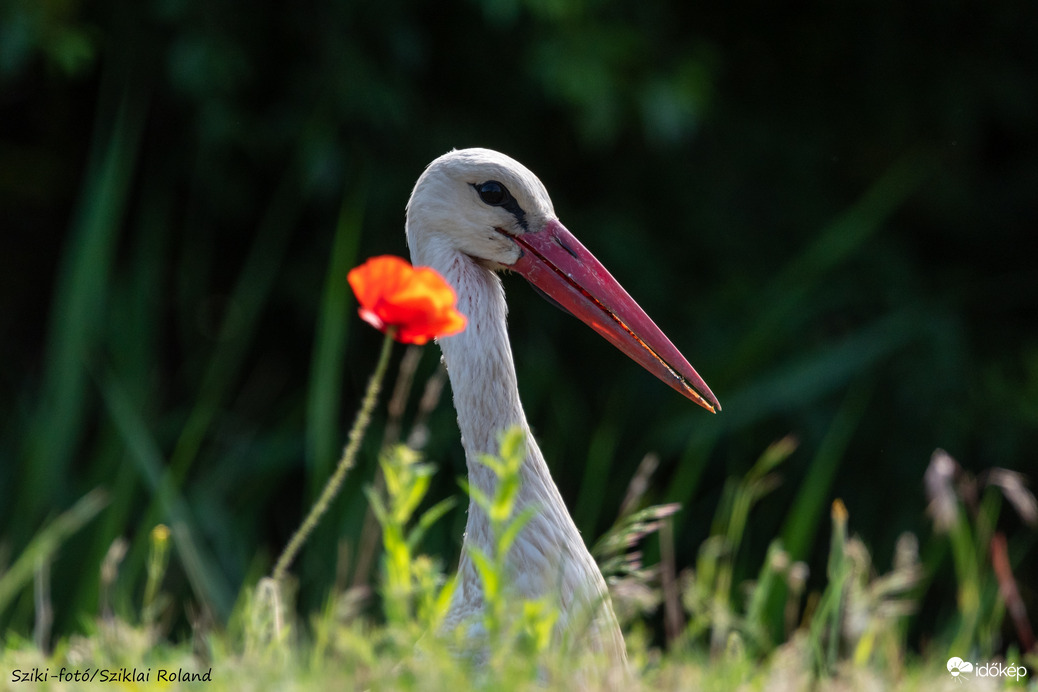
top-left (347, 255), bottom-right (467, 344)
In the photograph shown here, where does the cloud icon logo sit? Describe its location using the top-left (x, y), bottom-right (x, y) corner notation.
top-left (947, 657), bottom-right (974, 677)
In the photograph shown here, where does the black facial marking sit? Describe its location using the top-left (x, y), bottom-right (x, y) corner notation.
top-left (472, 181), bottom-right (528, 231)
top-left (555, 235), bottom-right (578, 259)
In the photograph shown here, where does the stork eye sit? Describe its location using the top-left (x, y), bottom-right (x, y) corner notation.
top-left (475, 181), bottom-right (509, 206)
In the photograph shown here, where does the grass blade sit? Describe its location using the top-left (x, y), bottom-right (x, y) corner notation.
top-left (0, 489), bottom-right (108, 618)
top-left (306, 185), bottom-right (365, 486)
top-left (781, 380), bottom-right (872, 562)
top-left (16, 88), bottom-right (145, 534)
top-left (97, 370), bottom-right (236, 618)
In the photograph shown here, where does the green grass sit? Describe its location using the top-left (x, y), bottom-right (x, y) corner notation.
top-left (4, 416), bottom-right (1036, 689)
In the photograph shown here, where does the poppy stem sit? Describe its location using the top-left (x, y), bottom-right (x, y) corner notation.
top-left (272, 329), bottom-right (397, 583)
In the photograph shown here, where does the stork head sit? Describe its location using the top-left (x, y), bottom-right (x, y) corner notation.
top-left (406, 148), bottom-right (720, 413)
top-left (406, 148), bottom-right (557, 270)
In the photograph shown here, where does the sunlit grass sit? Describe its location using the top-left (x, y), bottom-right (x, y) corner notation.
top-left (4, 420), bottom-right (1035, 689)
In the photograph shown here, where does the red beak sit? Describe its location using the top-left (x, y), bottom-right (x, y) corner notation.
top-left (503, 219), bottom-right (720, 413)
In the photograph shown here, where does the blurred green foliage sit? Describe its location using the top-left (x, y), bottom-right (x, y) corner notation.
top-left (1, 0), bottom-right (1035, 656)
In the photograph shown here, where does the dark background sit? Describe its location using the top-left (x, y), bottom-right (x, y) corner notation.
top-left (2, 0), bottom-right (1035, 650)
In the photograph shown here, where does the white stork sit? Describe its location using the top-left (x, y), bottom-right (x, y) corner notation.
top-left (405, 148), bottom-right (719, 666)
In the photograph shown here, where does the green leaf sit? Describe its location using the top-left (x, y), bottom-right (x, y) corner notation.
top-left (364, 486), bottom-right (389, 527)
top-left (490, 473), bottom-right (520, 524)
top-left (395, 472), bottom-right (431, 524)
top-left (468, 546), bottom-right (499, 601)
top-left (498, 427), bottom-right (526, 469)
top-left (522, 598), bottom-right (559, 652)
top-left (431, 573), bottom-right (459, 626)
top-left (407, 497), bottom-right (458, 552)
top-left (459, 478), bottom-right (492, 514)
top-left (476, 452), bottom-right (505, 477)
top-left (498, 505), bottom-right (540, 558)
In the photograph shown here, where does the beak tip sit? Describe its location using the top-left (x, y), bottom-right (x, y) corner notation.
top-left (691, 390), bottom-right (720, 414)
top-left (688, 381), bottom-right (720, 414)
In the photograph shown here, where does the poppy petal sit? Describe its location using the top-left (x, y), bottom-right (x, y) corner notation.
top-left (348, 256), bottom-right (467, 344)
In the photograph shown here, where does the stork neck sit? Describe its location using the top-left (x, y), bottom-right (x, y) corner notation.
top-left (436, 255), bottom-right (531, 470)
top-left (421, 249), bottom-right (577, 555)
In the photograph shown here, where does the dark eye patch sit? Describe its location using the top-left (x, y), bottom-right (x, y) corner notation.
top-left (472, 181), bottom-right (528, 231)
